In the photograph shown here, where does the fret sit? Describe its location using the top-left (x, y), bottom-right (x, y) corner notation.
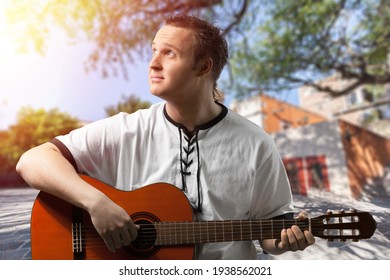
top-left (222, 221), bottom-right (225, 242)
top-left (260, 219), bottom-right (263, 240)
top-left (198, 221), bottom-right (203, 243)
top-left (186, 221), bottom-right (189, 244)
top-left (214, 221), bottom-right (217, 243)
top-left (231, 220), bottom-right (234, 241)
top-left (231, 221), bottom-right (238, 241)
top-left (206, 221), bottom-right (209, 243)
top-left (240, 220), bottom-right (243, 241)
top-left (242, 221), bottom-right (252, 241)
top-left (249, 220), bottom-right (252, 240)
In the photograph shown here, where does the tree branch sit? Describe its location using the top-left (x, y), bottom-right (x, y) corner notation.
top-left (221, 0), bottom-right (248, 36)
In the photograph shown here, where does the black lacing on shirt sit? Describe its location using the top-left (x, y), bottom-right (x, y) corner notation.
top-left (163, 103), bottom-right (228, 213)
top-left (178, 127), bottom-right (202, 213)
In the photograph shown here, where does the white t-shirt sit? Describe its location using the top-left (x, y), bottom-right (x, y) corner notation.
top-left (54, 102), bottom-right (294, 259)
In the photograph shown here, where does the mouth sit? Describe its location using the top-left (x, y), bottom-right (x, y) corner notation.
top-left (149, 75), bottom-right (164, 82)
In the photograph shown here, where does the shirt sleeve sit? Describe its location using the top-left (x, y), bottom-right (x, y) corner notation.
top-left (53, 114), bottom-right (125, 186)
top-left (249, 135), bottom-right (295, 220)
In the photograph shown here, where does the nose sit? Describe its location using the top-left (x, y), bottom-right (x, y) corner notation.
top-left (149, 53), bottom-right (162, 71)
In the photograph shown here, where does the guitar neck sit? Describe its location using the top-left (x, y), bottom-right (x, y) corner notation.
top-left (153, 219), bottom-right (307, 245)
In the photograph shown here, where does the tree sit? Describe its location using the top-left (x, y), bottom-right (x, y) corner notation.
top-left (231, 0), bottom-right (390, 98)
top-left (3, 0), bottom-right (389, 98)
top-left (105, 94), bottom-right (151, 116)
top-left (3, 0), bottom-right (248, 82)
top-left (0, 107), bottom-right (81, 172)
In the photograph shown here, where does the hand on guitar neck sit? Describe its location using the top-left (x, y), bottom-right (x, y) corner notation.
top-left (260, 211), bottom-right (315, 255)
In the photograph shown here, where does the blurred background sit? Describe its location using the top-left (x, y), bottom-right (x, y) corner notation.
top-left (0, 0), bottom-right (389, 260)
top-left (1, 0), bottom-right (389, 198)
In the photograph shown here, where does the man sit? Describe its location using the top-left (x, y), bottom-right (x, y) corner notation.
top-left (17, 14), bottom-right (315, 259)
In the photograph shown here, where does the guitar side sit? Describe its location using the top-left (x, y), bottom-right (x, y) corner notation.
top-left (30, 175), bottom-right (195, 260)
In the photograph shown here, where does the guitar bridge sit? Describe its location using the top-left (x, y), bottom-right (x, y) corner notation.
top-left (72, 206), bottom-right (85, 259)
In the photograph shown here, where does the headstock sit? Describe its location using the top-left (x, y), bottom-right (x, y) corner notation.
top-left (310, 209), bottom-right (377, 241)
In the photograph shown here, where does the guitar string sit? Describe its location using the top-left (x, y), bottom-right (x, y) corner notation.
top-left (71, 226), bottom-right (356, 249)
top-left (71, 220), bottom-right (337, 236)
top-left (69, 220), bottom-right (346, 249)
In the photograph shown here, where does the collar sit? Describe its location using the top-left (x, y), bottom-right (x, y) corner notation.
top-left (163, 102), bottom-right (228, 135)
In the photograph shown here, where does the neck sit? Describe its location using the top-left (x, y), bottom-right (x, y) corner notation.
top-left (165, 96), bottom-right (222, 133)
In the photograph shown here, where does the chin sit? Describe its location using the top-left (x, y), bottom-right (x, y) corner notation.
top-left (150, 90), bottom-right (167, 100)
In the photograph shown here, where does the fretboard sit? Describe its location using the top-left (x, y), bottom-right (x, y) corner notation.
top-left (153, 219), bottom-right (309, 245)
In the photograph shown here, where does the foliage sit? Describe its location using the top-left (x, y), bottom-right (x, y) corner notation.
top-left (0, 107), bottom-right (81, 172)
top-left (231, 0), bottom-right (390, 98)
top-left (4, 0), bottom-right (224, 77)
top-left (3, 0), bottom-right (389, 98)
top-left (105, 94), bottom-right (151, 116)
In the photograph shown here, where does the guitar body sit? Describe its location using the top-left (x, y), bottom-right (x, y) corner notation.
top-left (30, 175), bottom-right (195, 260)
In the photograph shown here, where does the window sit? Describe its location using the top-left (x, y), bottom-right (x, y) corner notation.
top-left (283, 155), bottom-right (330, 196)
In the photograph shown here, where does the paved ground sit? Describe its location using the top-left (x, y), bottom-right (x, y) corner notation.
top-left (0, 186), bottom-right (389, 260)
top-left (0, 186), bottom-right (38, 260)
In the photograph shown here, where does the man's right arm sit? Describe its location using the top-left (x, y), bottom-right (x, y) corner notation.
top-left (16, 142), bottom-right (138, 252)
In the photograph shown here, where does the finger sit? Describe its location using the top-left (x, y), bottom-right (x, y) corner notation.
top-left (291, 225), bottom-right (306, 250)
top-left (102, 233), bottom-right (116, 253)
top-left (304, 230), bottom-right (316, 246)
top-left (296, 210), bottom-right (309, 220)
top-left (277, 229), bottom-right (289, 250)
top-left (111, 232), bottom-right (123, 250)
top-left (120, 229), bottom-right (132, 246)
top-left (126, 222), bottom-right (139, 241)
top-left (286, 228), bottom-right (299, 251)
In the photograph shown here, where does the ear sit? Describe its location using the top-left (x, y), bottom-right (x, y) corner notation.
top-left (197, 58), bottom-right (213, 77)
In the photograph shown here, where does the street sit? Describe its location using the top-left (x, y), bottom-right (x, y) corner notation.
top-left (0, 186), bottom-right (389, 260)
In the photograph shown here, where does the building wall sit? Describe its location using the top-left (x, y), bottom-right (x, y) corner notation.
top-left (230, 95), bottom-right (263, 127)
top-left (232, 93), bottom-right (390, 199)
top-left (298, 77), bottom-right (390, 137)
top-left (339, 120), bottom-right (390, 199)
top-left (273, 121), bottom-right (352, 197)
top-left (231, 94), bottom-right (327, 133)
top-left (260, 95), bottom-right (327, 134)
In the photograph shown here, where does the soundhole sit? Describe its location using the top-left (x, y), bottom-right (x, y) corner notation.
top-left (124, 212), bottom-right (160, 259)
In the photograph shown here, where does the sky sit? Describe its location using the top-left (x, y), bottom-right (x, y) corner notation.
top-left (0, 22), bottom-right (161, 130)
top-left (0, 3), bottom-right (299, 131)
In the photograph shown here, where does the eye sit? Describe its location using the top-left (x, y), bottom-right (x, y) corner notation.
top-left (165, 50), bottom-right (175, 57)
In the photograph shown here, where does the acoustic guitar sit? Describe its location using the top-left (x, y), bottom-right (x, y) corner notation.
top-left (30, 175), bottom-right (377, 259)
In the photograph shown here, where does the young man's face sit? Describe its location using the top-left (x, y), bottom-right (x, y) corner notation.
top-left (149, 25), bottom-right (200, 102)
